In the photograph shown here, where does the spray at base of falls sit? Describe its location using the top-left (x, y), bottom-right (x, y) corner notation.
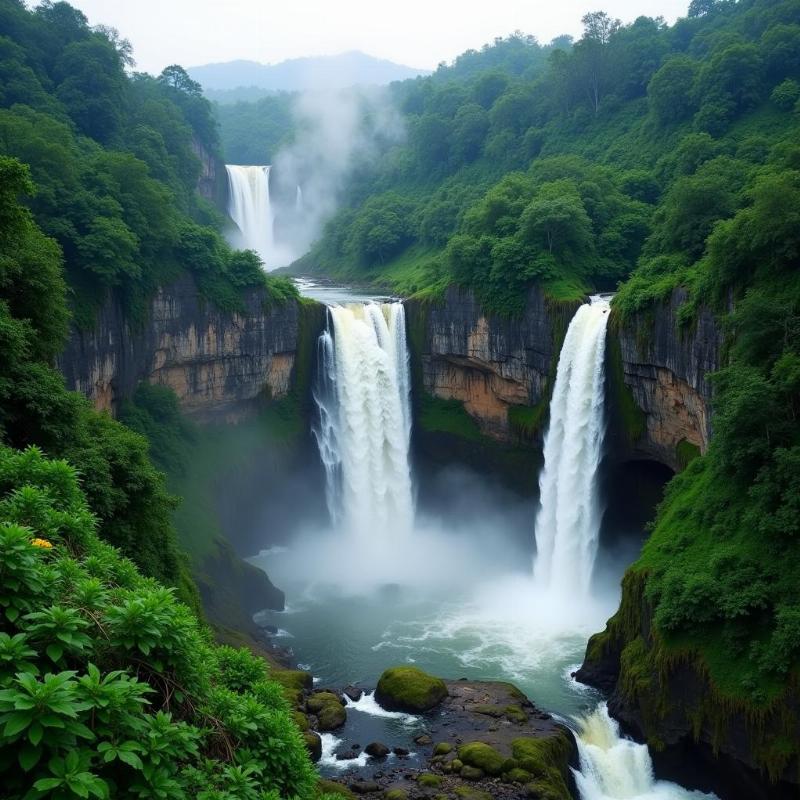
top-left (313, 302), bottom-right (414, 539)
top-left (574, 704), bottom-right (717, 800)
top-left (533, 295), bottom-right (611, 598)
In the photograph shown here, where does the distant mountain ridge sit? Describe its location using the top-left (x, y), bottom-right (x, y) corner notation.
top-left (188, 51), bottom-right (429, 95)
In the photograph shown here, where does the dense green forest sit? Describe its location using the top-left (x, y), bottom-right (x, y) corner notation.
top-left (0, 3), bottom-right (318, 797)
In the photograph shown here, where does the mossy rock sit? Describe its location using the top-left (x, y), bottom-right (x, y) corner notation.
top-left (317, 702), bottom-right (347, 731)
top-left (293, 711), bottom-right (310, 731)
top-left (433, 742), bottom-right (453, 756)
top-left (307, 691), bottom-right (343, 713)
top-left (457, 742), bottom-right (505, 776)
top-left (459, 765), bottom-right (484, 781)
top-left (455, 788), bottom-right (492, 800)
top-left (384, 791), bottom-right (408, 800)
top-left (450, 759), bottom-right (463, 771)
top-left (511, 733), bottom-right (572, 800)
top-left (503, 767), bottom-right (532, 784)
top-left (304, 731), bottom-right (322, 762)
top-left (375, 666), bottom-right (448, 712)
top-left (471, 703), bottom-right (528, 724)
top-left (417, 774), bottom-right (442, 788)
top-left (318, 780), bottom-right (357, 799)
top-left (272, 668), bottom-right (313, 707)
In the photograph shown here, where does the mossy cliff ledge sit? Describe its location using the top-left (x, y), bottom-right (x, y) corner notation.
top-left (576, 571), bottom-right (799, 800)
top-left (611, 288), bottom-right (724, 471)
top-left (59, 273), bottom-right (309, 418)
top-left (406, 285), bottom-right (579, 442)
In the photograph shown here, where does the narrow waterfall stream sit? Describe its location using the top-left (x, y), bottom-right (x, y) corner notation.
top-left (225, 164), bottom-right (276, 263)
top-left (534, 295), bottom-right (610, 596)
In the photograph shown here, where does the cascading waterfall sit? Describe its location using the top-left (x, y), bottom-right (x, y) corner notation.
top-left (574, 704), bottom-right (716, 800)
top-left (225, 164), bottom-right (276, 264)
top-left (313, 302), bottom-right (414, 539)
top-left (533, 296), bottom-right (610, 597)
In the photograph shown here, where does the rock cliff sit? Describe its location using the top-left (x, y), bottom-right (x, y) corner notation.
top-left (58, 273), bottom-right (299, 420)
top-left (406, 286), bottom-right (578, 441)
top-left (611, 287), bottom-right (724, 471)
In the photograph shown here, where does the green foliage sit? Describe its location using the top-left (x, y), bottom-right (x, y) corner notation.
top-left (0, 444), bottom-right (318, 800)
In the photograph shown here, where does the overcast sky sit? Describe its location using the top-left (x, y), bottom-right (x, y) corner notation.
top-left (64, 0), bottom-right (691, 75)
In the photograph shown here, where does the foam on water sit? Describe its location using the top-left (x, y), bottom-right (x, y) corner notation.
top-left (344, 691), bottom-right (419, 725)
top-left (318, 734), bottom-right (370, 770)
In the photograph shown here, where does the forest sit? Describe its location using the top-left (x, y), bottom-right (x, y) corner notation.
top-left (1, 0), bottom-right (799, 797)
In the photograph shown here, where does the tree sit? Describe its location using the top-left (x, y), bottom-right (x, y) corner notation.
top-left (158, 64), bottom-right (203, 96)
top-left (472, 70), bottom-right (509, 109)
top-left (688, 0), bottom-right (722, 18)
top-left (648, 55), bottom-right (700, 124)
top-left (450, 103), bottom-right (489, 163)
top-left (574, 11), bottom-right (621, 113)
top-left (519, 180), bottom-right (593, 259)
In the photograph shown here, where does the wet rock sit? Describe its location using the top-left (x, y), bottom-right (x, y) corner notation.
top-left (365, 742), bottom-right (390, 758)
top-left (414, 734), bottom-right (433, 745)
top-left (303, 731), bottom-right (322, 762)
top-left (393, 747), bottom-right (410, 757)
top-left (337, 750), bottom-right (358, 761)
top-left (348, 781), bottom-right (379, 794)
top-left (344, 685), bottom-right (364, 702)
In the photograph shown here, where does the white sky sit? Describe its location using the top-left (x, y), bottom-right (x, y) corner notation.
top-left (64, 0), bottom-right (691, 75)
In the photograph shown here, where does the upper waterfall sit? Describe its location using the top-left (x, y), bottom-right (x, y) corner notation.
top-left (533, 296), bottom-right (610, 597)
top-left (313, 302), bottom-right (414, 539)
top-left (225, 164), bottom-right (277, 266)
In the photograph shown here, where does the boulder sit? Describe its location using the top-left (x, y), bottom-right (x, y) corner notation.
top-left (375, 667), bottom-right (448, 713)
top-left (365, 742), bottom-right (390, 758)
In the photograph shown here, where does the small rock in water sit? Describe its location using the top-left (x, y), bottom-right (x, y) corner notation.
top-left (393, 747), bottom-right (410, 757)
top-left (337, 750), bottom-right (358, 761)
top-left (351, 743), bottom-right (361, 750)
top-left (365, 742), bottom-right (390, 758)
top-left (343, 685), bottom-right (364, 702)
top-left (349, 781), bottom-right (380, 794)
top-left (414, 734), bottom-right (432, 745)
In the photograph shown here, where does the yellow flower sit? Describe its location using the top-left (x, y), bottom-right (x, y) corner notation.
top-left (31, 538), bottom-right (53, 549)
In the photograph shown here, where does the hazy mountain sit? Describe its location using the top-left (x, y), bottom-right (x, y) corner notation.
top-left (188, 51), bottom-right (429, 97)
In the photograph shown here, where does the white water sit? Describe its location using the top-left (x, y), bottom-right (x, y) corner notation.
top-left (574, 704), bottom-right (717, 800)
top-left (225, 165), bottom-right (275, 265)
top-left (344, 691), bottom-right (419, 725)
top-left (533, 296), bottom-right (611, 597)
top-left (313, 302), bottom-right (414, 539)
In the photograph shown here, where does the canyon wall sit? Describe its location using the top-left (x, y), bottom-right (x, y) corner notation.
top-left (611, 287), bottom-right (724, 470)
top-left (408, 285), bottom-right (723, 473)
top-left (58, 273), bottom-right (299, 420)
top-left (407, 285), bottom-right (577, 441)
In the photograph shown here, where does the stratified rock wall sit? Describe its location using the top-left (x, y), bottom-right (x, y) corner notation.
top-left (58, 274), bottom-right (298, 419)
top-left (614, 288), bottom-right (724, 469)
top-left (408, 286), bottom-right (577, 440)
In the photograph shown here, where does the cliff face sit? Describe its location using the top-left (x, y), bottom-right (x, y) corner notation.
top-left (612, 288), bottom-right (724, 470)
top-left (407, 285), bottom-right (723, 474)
top-left (192, 135), bottom-right (228, 208)
top-left (59, 274), bottom-right (298, 419)
top-left (407, 286), bottom-right (578, 441)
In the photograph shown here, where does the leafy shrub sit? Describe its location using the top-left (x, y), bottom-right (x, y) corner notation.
top-left (0, 444), bottom-right (318, 799)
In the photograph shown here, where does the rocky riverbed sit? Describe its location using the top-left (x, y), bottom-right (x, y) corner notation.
top-left (293, 667), bottom-right (578, 800)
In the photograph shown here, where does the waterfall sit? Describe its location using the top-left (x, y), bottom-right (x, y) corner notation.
top-left (313, 302), bottom-right (414, 539)
top-left (225, 164), bottom-right (275, 264)
top-left (533, 296), bottom-right (610, 596)
top-left (574, 704), bottom-right (716, 800)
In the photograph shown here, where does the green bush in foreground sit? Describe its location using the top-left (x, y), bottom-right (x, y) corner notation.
top-left (0, 444), bottom-right (320, 800)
